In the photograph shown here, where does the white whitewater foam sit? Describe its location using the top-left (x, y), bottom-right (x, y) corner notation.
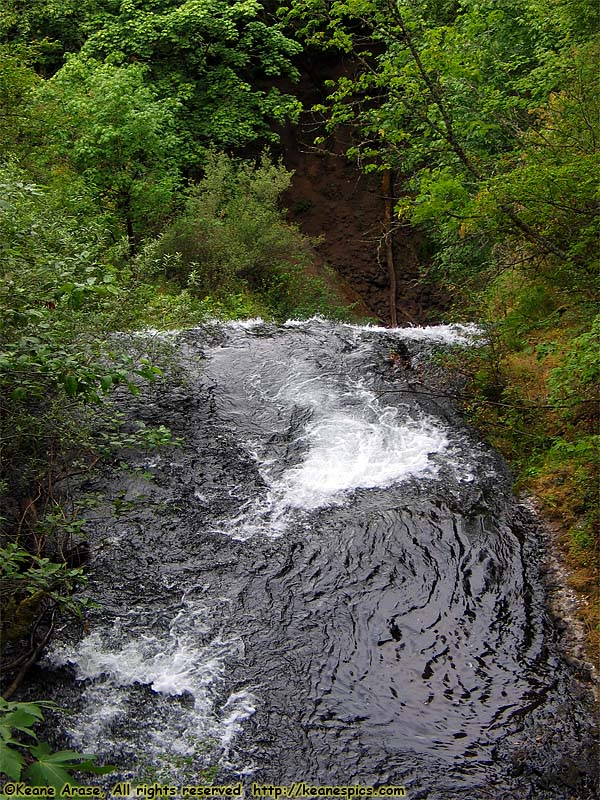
top-left (120, 317), bottom-right (267, 339)
top-left (347, 322), bottom-right (482, 344)
top-left (283, 316), bottom-right (323, 327)
top-left (121, 318), bottom-right (481, 345)
top-left (215, 375), bottom-right (449, 539)
top-left (283, 316), bottom-right (482, 345)
top-left (224, 317), bottom-right (267, 329)
top-left (278, 410), bottom-right (446, 511)
top-left (47, 597), bottom-right (256, 764)
top-left (124, 327), bottom-right (181, 338)
top-left (51, 631), bottom-right (225, 695)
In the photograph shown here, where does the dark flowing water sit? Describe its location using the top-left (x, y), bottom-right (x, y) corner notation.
top-left (38, 319), bottom-right (598, 799)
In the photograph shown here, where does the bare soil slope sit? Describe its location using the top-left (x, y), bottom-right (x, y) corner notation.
top-left (278, 63), bottom-right (447, 325)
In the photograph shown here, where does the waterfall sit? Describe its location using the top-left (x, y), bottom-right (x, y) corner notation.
top-left (39, 319), bottom-right (598, 799)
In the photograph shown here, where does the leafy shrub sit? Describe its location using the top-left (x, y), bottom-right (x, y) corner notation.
top-left (138, 151), bottom-right (352, 321)
top-left (0, 163), bottom-right (180, 698)
top-left (0, 543), bottom-right (89, 645)
top-left (0, 698), bottom-right (113, 788)
top-left (0, 165), bottom-right (164, 513)
top-left (139, 152), bottom-right (291, 292)
top-left (548, 315), bottom-right (600, 426)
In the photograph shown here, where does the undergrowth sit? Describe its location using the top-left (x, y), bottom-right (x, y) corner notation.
top-left (445, 276), bottom-right (599, 664)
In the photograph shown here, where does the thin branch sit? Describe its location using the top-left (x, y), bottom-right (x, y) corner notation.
top-left (383, 168), bottom-right (398, 326)
top-left (2, 609), bottom-right (56, 701)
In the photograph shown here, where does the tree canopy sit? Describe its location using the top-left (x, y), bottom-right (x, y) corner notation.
top-left (283, 0), bottom-right (599, 298)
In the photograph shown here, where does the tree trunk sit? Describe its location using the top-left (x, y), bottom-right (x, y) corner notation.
top-left (383, 168), bottom-right (398, 328)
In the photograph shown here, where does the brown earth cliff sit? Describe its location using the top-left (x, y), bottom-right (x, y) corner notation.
top-left (275, 62), bottom-right (448, 325)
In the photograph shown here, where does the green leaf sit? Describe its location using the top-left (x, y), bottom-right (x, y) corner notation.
top-left (0, 708), bottom-right (40, 738)
top-left (0, 699), bottom-right (48, 720)
top-left (0, 739), bottom-right (26, 780)
top-left (29, 745), bottom-right (92, 763)
top-left (25, 759), bottom-right (76, 790)
top-left (24, 745), bottom-right (114, 789)
top-left (63, 374), bottom-right (78, 396)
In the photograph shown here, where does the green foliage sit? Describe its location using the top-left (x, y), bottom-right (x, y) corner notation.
top-left (77, 0), bottom-right (302, 150)
top-left (196, 292), bottom-right (269, 321)
top-left (0, 164), bottom-right (117, 329)
top-left (0, 164), bottom-right (173, 501)
top-left (136, 152), bottom-right (352, 321)
top-left (0, 161), bottom-right (184, 698)
top-left (283, 0), bottom-right (599, 298)
top-left (148, 152), bottom-right (296, 294)
top-left (470, 39), bottom-right (600, 295)
top-left (0, 166), bottom-right (111, 506)
top-left (1, 0), bottom-right (306, 243)
top-left (446, 304), bottom-right (599, 590)
top-left (0, 542), bottom-right (89, 643)
top-left (0, 47), bottom-right (40, 152)
top-left (475, 273), bottom-right (564, 350)
top-left (27, 57), bottom-right (182, 245)
top-left (0, 0), bottom-right (92, 75)
top-left (0, 698), bottom-right (114, 787)
top-left (547, 315), bottom-right (600, 423)
top-left (2, 0), bottom-right (303, 158)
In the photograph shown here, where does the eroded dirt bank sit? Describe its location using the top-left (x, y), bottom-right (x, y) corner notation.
top-left (276, 60), bottom-right (448, 325)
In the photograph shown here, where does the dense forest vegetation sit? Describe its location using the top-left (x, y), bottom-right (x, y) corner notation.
top-left (0, 0), bottom-right (598, 762)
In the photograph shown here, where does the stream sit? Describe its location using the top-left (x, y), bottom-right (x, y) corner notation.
top-left (36, 319), bottom-right (598, 799)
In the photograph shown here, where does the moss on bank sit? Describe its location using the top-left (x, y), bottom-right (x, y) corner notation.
top-left (445, 290), bottom-right (598, 665)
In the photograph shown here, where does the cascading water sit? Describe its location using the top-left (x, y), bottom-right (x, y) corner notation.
top-left (36, 319), bottom-right (597, 799)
